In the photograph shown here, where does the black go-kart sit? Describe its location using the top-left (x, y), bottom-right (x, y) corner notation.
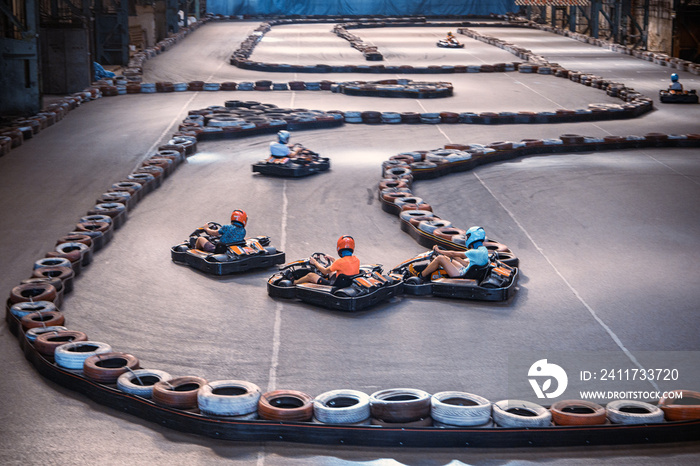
top-left (267, 252), bottom-right (404, 311)
top-left (391, 249), bottom-right (518, 302)
top-left (252, 145), bottom-right (330, 177)
top-left (659, 89), bottom-right (698, 104)
top-left (171, 222), bottom-right (285, 275)
top-left (437, 39), bottom-right (464, 49)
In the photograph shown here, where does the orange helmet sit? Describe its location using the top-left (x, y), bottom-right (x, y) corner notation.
top-left (337, 235), bottom-right (355, 255)
top-left (230, 210), bottom-right (247, 226)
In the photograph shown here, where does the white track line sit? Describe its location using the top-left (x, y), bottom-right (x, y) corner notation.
top-left (267, 180), bottom-right (288, 393)
top-left (416, 100), bottom-right (453, 143)
top-left (136, 59), bottom-right (229, 170)
top-left (471, 170), bottom-right (659, 391)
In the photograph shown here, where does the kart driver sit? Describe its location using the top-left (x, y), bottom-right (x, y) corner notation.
top-left (195, 209), bottom-right (247, 253)
top-left (419, 226), bottom-right (489, 281)
top-left (446, 31), bottom-right (458, 44)
top-left (669, 73), bottom-right (683, 92)
top-left (294, 236), bottom-right (360, 285)
top-left (270, 130), bottom-right (302, 159)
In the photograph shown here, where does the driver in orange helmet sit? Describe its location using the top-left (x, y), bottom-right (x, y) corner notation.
top-left (294, 235), bottom-right (360, 285)
top-left (195, 210), bottom-right (247, 253)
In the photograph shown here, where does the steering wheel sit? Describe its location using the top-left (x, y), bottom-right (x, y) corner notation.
top-left (206, 222), bottom-right (222, 231)
top-left (310, 252), bottom-right (332, 269)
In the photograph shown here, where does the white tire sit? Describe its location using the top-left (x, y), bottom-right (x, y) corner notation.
top-left (313, 389), bottom-right (371, 424)
top-left (54, 341), bottom-right (112, 369)
top-left (606, 400), bottom-right (664, 425)
top-left (493, 399), bottom-right (551, 427)
top-left (10, 301), bottom-right (57, 319)
top-left (399, 210), bottom-right (435, 223)
top-left (431, 391), bottom-right (492, 426)
top-left (117, 369), bottom-right (173, 398)
top-left (197, 379), bottom-right (262, 416)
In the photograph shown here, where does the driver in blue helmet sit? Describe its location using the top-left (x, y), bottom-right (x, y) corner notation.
top-left (269, 130), bottom-right (302, 159)
top-left (669, 73), bottom-right (683, 92)
top-left (418, 226), bottom-right (490, 281)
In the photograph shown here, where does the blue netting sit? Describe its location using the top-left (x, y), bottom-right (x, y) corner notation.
top-left (207, 0), bottom-right (515, 16)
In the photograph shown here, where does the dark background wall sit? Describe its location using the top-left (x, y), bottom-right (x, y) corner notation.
top-left (206, 0), bottom-right (516, 16)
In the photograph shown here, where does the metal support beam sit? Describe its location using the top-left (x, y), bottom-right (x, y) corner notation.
top-left (94, 0), bottom-right (129, 66)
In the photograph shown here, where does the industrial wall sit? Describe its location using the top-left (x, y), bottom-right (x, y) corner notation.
top-left (206, 0), bottom-right (516, 16)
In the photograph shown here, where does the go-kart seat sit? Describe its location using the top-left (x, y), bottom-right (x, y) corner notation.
top-left (330, 274), bottom-right (356, 291)
top-left (461, 263), bottom-right (490, 281)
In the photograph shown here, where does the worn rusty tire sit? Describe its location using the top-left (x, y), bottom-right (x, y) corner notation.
top-left (54, 341), bottom-right (113, 369)
top-left (313, 389), bottom-right (371, 424)
top-left (83, 352), bottom-right (140, 384)
top-left (606, 400), bottom-right (665, 424)
top-left (493, 399), bottom-right (551, 427)
top-left (34, 330), bottom-right (88, 356)
top-left (20, 310), bottom-right (64, 330)
top-left (117, 369), bottom-right (173, 398)
top-left (152, 376), bottom-right (207, 409)
top-left (431, 391), bottom-right (491, 426)
top-left (10, 282), bottom-right (57, 304)
top-left (550, 400), bottom-right (607, 426)
top-left (369, 388), bottom-right (431, 423)
top-left (258, 390), bottom-right (314, 422)
top-left (658, 390), bottom-right (700, 421)
top-left (198, 380), bottom-right (262, 416)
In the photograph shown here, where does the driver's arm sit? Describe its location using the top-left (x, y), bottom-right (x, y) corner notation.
top-left (202, 225), bottom-right (221, 236)
top-left (310, 257), bottom-right (333, 276)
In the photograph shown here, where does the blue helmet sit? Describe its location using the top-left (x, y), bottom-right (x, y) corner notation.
top-left (671, 73), bottom-right (679, 82)
top-left (465, 226), bottom-right (486, 248)
top-left (277, 130), bottom-right (290, 143)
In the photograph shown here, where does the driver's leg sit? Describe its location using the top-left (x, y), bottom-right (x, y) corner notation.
top-left (195, 237), bottom-right (215, 252)
top-left (420, 255), bottom-right (461, 280)
top-left (294, 272), bottom-right (321, 285)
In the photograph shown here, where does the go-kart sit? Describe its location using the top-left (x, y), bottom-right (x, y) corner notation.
top-left (267, 252), bottom-right (404, 311)
top-left (437, 39), bottom-right (464, 49)
top-left (171, 222), bottom-right (285, 275)
top-left (659, 89), bottom-right (698, 104)
top-left (252, 145), bottom-right (330, 177)
top-left (390, 249), bottom-right (518, 302)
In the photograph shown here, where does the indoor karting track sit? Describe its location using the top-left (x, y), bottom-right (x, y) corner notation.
top-left (1, 20), bottom-right (699, 465)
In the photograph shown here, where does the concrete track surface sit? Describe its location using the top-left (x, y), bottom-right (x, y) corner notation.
top-left (1, 20), bottom-right (699, 465)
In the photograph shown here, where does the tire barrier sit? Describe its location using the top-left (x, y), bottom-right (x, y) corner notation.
top-left (258, 390), bottom-right (314, 422)
top-left (493, 400), bottom-right (552, 427)
top-left (117, 369), bottom-right (173, 398)
top-left (83, 352), bottom-right (140, 384)
top-left (430, 392), bottom-right (492, 427)
top-left (198, 380), bottom-right (262, 417)
top-left (377, 133), bottom-right (700, 259)
top-left (332, 79), bottom-right (453, 99)
top-left (658, 390), bottom-right (700, 421)
top-left (313, 389), bottom-right (371, 424)
top-left (457, 27), bottom-right (652, 113)
top-left (369, 388), bottom-right (432, 423)
top-left (34, 330), bottom-right (88, 357)
top-left (4, 96), bottom-right (700, 444)
top-left (506, 14), bottom-right (700, 75)
top-left (152, 376), bottom-right (208, 410)
top-left (550, 400), bottom-right (607, 426)
top-left (606, 400), bottom-right (665, 425)
top-left (54, 341), bottom-right (113, 370)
